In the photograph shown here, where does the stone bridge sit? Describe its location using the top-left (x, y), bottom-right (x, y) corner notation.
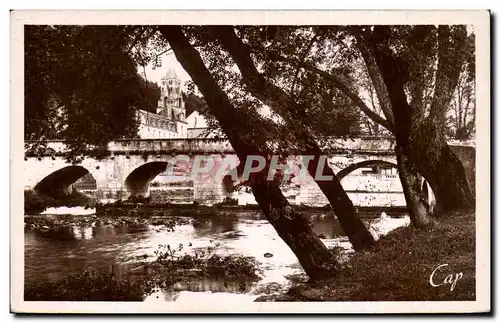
top-left (23, 137), bottom-right (475, 206)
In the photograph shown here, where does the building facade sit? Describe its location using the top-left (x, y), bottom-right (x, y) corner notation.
top-left (157, 68), bottom-right (186, 121)
top-left (185, 110), bottom-right (211, 138)
top-left (136, 68), bottom-right (188, 139)
top-left (136, 109), bottom-right (187, 139)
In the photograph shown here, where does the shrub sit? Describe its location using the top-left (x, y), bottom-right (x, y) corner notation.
top-left (150, 242), bottom-right (261, 287)
top-left (88, 146), bottom-right (111, 160)
top-left (24, 242), bottom-right (262, 301)
top-left (53, 190), bottom-right (94, 208)
top-left (126, 195), bottom-right (151, 204)
top-left (213, 197), bottom-right (238, 208)
top-left (24, 269), bottom-right (154, 301)
top-left (24, 190), bottom-right (54, 214)
top-left (25, 189), bottom-right (96, 214)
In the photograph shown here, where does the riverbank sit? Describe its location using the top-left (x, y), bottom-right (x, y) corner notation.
top-left (24, 240), bottom-right (262, 301)
top-left (24, 190), bottom-right (96, 214)
top-left (24, 189), bottom-right (408, 217)
top-left (25, 204), bottom-right (456, 302)
top-left (256, 210), bottom-right (475, 301)
top-left (96, 202), bottom-right (408, 218)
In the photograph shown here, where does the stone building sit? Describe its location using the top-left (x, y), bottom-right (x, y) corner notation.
top-left (185, 110), bottom-right (211, 138)
top-left (157, 68), bottom-right (186, 121)
top-left (136, 68), bottom-right (188, 139)
top-left (136, 110), bottom-right (187, 139)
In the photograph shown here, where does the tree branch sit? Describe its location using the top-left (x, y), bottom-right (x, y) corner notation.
top-left (125, 27), bottom-right (156, 55)
top-left (350, 26), bottom-right (395, 128)
top-left (250, 42), bottom-right (393, 132)
top-left (291, 30), bottom-right (320, 95)
top-left (428, 25), bottom-right (467, 126)
top-left (158, 26), bottom-right (260, 157)
top-left (209, 26), bottom-right (296, 121)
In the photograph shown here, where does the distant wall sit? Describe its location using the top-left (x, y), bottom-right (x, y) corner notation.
top-left (450, 145), bottom-right (476, 195)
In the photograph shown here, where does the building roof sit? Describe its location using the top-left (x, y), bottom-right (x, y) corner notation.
top-left (185, 110), bottom-right (209, 129)
top-left (164, 68), bottom-right (179, 80)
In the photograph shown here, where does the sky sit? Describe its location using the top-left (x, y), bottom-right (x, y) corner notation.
top-left (141, 52), bottom-right (192, 88)
top-left (139, 51), bottom-right (277, 120)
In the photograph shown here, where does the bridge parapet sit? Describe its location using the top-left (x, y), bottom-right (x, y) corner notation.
top-left (321, 137), bottom-right (396, 153)
top-left (25, 137), bottom-right (474, 157)
top-left (107, 139), bottom-right (234, 154)
top-left (26, 138), bottom-right (235, 156)
top-left (27, 137), bottom-right (399, 156)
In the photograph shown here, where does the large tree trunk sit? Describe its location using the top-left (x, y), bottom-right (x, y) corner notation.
top-left (251, 181), bottom-right (337, 279)
top-left (368, 26), bottom-right (473, 217)
top-left (210, 26), bottom-right (375, 251)
top-left (304, 141), bottom-right (375, 250)
top-left (395, 145), bottom-right (431, 227)
top-left (410, 121), bottom-right (474, 215)
top-left (160, 26), bottom-right (337, 280)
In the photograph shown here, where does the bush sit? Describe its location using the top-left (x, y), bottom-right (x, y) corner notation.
top-left (213, 197), bottom-right (238, 208)
top-left (126, 195), bottom-right (151, 204)
top-left (24, 242), bottom-right (262, 301)
top-left (24, 190), bottom-right (95, 214)
top-left (24, 269), bottom-right (154, 301)
top-left (88, 146), bottom-right (111, 160)
top-left (150, 242), bottom-right (261, 287)
top-left (24, 190), bottom-right (54, 214)
top-left (52, 190), bottom-right (94, 208)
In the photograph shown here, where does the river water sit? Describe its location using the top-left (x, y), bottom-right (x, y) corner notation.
top-left (25, 208), bottom-right (410, 302)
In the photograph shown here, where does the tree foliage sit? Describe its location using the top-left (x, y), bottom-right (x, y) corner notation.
top-left (227, 26), bottom-right (364, 139)
top-left (354, 25), bottom-right (474, 215)
top-left (447, 33), bottom-right (476, 140)
top-left (24, 25), bottom-right (153, 158)
top-left (24, 24), bottom-right (475, 215)
top-left (183, 24), bottom-right (474, 218)
top-left (136, 74), bottom-right (161, 113)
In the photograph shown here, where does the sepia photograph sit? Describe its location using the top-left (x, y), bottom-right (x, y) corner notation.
top-left (10, 10), bottom-right (490, 314)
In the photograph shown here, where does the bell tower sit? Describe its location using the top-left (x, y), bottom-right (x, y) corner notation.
top-left (157, 68), bottom-right (185, 121)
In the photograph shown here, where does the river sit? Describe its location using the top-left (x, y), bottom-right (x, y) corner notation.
top-left (25, 207), bottom-right (410, 302)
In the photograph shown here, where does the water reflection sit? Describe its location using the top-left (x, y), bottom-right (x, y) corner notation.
top-left (170, 278), bottom-right (254, 293)
top-left (192, 216), bottom-right (238, 236)
top-left (310, 214), bottom-right (344, 238)
top-left (25, 210), bottom-right (408, 301)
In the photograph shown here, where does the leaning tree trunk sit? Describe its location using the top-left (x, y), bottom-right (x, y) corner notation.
top-left (395, 145), bottom-right (431, 227)
top-left (160, 26), bottom-right (337, 280)
top-left (209, 26), bottom-right (375, 251)
top-left (304, 140), bottom-right (375, 249)
top-left (410, 120), bottom-right (474, 216)
top-left (252, 181), bottom-right (337, 279)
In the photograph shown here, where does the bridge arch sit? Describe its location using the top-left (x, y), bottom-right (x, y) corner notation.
top-left (337, 159), bottom-right (436, 212)
top-left (34, 165), bottom-right (96, 197)
top-left (124, 161), bottom-right (170, 196)
top-left (336, 160), bottom-right (398, 181)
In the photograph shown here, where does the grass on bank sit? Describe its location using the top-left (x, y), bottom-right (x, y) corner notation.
top-left (277, 211), bottom-right (476, 301)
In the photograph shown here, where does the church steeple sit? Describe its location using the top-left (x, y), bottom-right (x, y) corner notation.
top-left (157, 68), bottom-right (185, 121)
